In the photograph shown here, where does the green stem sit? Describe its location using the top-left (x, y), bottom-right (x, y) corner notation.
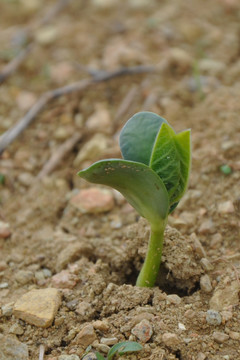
top-left (136, 220), bottom-right (167, 287)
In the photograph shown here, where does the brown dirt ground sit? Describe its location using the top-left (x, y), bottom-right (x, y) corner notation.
top-left (0, 1), bottom-right (240, 359)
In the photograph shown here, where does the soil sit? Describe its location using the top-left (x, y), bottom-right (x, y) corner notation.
top-left (0, 1), bottom-right (240, 360)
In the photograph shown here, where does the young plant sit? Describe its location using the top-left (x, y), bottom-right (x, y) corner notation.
top-left (95, 341), bottom-right (143, 360)
top-left (78, 112), bottom-right (191, 287)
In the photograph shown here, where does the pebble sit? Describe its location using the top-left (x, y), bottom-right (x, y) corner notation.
top-left (221, 310), bottom-right (233, 323)
top-left (200, 274), bottom-right (213, 293)
top-left (197, 353), bottom-right (207, 360)
top-left (35, 26), bottom-right (58, 45)
top-left (58, 355), bottom-right (80, 360)
top-left (82, 353), bottom-right (97, 360)
top-left (18, 172), bottom-right (34, 187)
top-left (70, 187), bottom-right (114, 214)
top-left (9, 322), bottom-right (24, 335)
top-left (200, 258), bottom-right (214, 271)
top-left (15, 270), bottom-right (34, 285)
top-left (217, 201), bottom-right (235, 214)
top-left (94, 343), bottom-right (110, 354)
top-left (50, 62), bottom-right (73, 84)
top-left (190, 233), bottom-right (206, 258)
top-left (73, 133), bottom-right (108, 167)
top-left (178, 323), bottom-right (186, 331)
top-left (162, 333), bottom-right (180, 349)
top-left (131, 319), bottom-right (153, 343)
top-left (0, 221), bottom-right (11, 238)
top-left (229, 330), bottom-right (240, 340)
top-left (198, 219), bottom-right (215, 234)
top-left (100, 337), bottom-right (118, 345)
top-left (51, 270), bottom-right (77, 289)
top-left (206, 310), bottom-right (222, 325)
top-left (166, 294), bottom-right (182, 305)
top-left (75, 324), bottom-right (96, 346)
top-left (198, 59), bottom-right (226, 76)
top-left (213, 331), bottom-right (229, 343)
top-left (1, 302), bottom-right (14, 316)
top-left (54, 126), bottom-right (73, 141)
top-left (210, 233), bottom-right (222, 248)
top-left (75, 301), bottom-right (93, 318)
top-left (0, 282), bottom-right (9, 289)
top-left (56, 243), bottom-right (93, 271)
top-left (86, 104), bottom-right (112, 134)
top-left (209, 280), bottom-right (240, 310)
top-left (167, 47), bottom-right (193, 74)
top-left (13, 288), bottom-right (61, 328)
top-left (16, 91), bottom-right (36, 111)
top-left (92, 320), bottom-right (109, 331)
top-left (0, 334), bottom-right (29, 359)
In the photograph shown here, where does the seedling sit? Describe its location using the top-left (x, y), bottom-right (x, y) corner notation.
top-left (78, 112), bottom-right (191, 287)
top-left (95, 341), bottom-right (143, 360)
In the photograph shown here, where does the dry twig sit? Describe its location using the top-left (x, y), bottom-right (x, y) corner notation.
top-left (37, 132), bottom-right (82, 179)
top-left (0, 65), bottom-right (155, 155)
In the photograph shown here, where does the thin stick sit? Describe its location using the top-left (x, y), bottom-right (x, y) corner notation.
top-left (0, 66), bottom-right (155, 155)
top-left (39, 345), bottom-right (45, 360)
top-left (0, 0), bottom-right (73, 85)
top-left (37, 132), bottom-right (82, 179)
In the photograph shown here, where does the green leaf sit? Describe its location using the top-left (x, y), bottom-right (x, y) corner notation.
top-left (78, 159), bottom-right (169, 223)
top-left (96, 352), bottom-right (106, 360)
top-left (150, 124), bottom-right (191, 205)
top-left (119, 112), bottom-right (168, 165)
top-left (0, 174), bottom-right (5, 185)
top-left (107, 341), bottom-right (143, 360)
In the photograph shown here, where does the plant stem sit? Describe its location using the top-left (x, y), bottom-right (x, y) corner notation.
top-left (136, 220), bottom-right (167, 287)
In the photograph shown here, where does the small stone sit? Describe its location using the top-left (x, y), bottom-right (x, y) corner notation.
top-left (198, 59), bottom-right (226, 76)
top-left (35, 26), bottom-right (58, 45)
top-left (0, 334), bottom-right (29, 359)
top-left (13, 288), bottom-right (61, 328)
top-left (9, 322), bottom-right (24, 335)
top-left (217, 201), bottom-right (235, 214)
top-left (167, 48), bottom-right (193, 73)
top-left (82, 353), bottom-right (97, 360)
top-left (213, 331), bottom-right (229, 343)
top-left (0, 221), bottom-right (11, 238)
top-left (15, 270), bottom-right (34, 285)
top-left (70, 188), bottom-right (114, 214)
top-left (229, 330), bottom-right (240, 340)
top-left (162, 333), bottom-right (180, 349)
top-left (73, 134), bottom-right (108, 167)
top-left (75, 301), bottom-right (93, 319)
top-left (221, 310), bottom-right (233, 323)
top-left (100, 337), bottom-right (118, 345)
top-left (166, 294), bottom-right (182, 305)
top-left (198, 219), bottom-right (215, 234)
top-left (209, 281), bottom-right (240, 310)
top-left (51, 270), bottom-right (77, 289)
top-left (86, 104), bottom-right (112, 134)
top-left (54, 126), bottom-right (72, 141)
top-left (197, 353), bottom-right (207, 360)
top-left (0, 282), bottom-right (9, 289)
top-left (94, 343), bottom-right (110, 354)
top-left (18, 172), bottom-right (34, 187)
top-left (131, 319), bottom-right (153, 343)
top-left (50, 62), bottom-right (73, 84)
top-left (210, 233), bottom-right (222, 248)
top-left (75, 324), bottom-right (96, 346)
top-left (16, 91), bottom-right (36, 111)
top-left (200, 258), bottom-right (214, 271)
top-left (0, 261), bottom-right (7, 270)
top-left (1, 302), bottom-right (14, 316)
top-left (92, 320), bottom-right (109, 331)
top-left (206, 310), bottom-right (222, 325)
top-left (59, 355), bottom-right (80, 360)
top-left (190, 233), bottom-right (206, 258)
top-left (178, 323), bottom-right (186, 331)
top-left (56, 243), bottom-right (93, 271)
top-left (200, 274), bottom-right (213, 293)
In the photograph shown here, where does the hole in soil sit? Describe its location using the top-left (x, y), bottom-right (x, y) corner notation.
top-left (174, 350), bottom-right (182, 359)
top-left (123, 262), bottom-right (200, 297)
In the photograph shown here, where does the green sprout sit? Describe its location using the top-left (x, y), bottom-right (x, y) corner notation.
top-left (95, 341), bottom-right (143, 360)
top-left (78, 112), bottom-right (191, 287)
